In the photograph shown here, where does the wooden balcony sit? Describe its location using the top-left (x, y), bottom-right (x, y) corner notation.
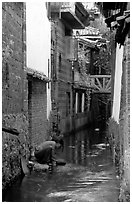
top-left (49, 2), bottom-right (89, 29)
top-left (89, 75), bottom-right (111, 93)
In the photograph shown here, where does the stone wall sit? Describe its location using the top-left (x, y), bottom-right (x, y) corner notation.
top-left (2, 2), bottom-right (29, 189)
top-left (119, 36), bottom-right (130, 201)
top-left (51, 19), bottom-right (92, 134)
top-left (51, 20), bottom-right (73, 133)
top-left (2, 114), bottom-right (29, 189)
top-left (108, 36), bottom-right (130, 201)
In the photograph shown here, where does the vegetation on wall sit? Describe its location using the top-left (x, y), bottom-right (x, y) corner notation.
top-left (90, 14), bottom-right (111, 75)
top-left (92, 44), bottom-right (111, 75)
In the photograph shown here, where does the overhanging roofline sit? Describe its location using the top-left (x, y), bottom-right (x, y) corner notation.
top-left (26, 67), bottom-right (49, 82)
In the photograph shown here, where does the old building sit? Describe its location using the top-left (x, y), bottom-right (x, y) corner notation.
top-left (49, 2), bottom-right (92, 134)
top-left (72, 34), bottom-right (100, 130)
top-left (98, 2), bottom-right (130, 201)
top-left (2, 2), bottom-right (51, 189)
top-left (73, 25), bottom-right (111, 128)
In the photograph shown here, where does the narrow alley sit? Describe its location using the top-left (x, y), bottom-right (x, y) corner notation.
top-left (3, 126), bottom-right (120, 202)
top-left (2, 2), bottom-right (130, 202)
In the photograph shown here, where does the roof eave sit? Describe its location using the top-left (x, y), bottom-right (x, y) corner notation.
top-left (26, 67), bottom-right (49, 82)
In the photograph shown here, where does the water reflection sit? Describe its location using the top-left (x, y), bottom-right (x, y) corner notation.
top-left (64, 127), bottom-right (106, 166)
top-left (3, 127), bottom-right (118, 202)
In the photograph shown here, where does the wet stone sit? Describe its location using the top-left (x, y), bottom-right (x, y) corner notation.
top-left (33, 162), bottom-right (49, 172)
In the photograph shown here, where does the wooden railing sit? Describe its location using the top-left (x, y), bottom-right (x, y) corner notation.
top-left (89, 75), bottom-right (111, 93)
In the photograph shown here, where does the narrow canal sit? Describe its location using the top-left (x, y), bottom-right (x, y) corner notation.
top-left (3, 126), bottom-right (120, 202)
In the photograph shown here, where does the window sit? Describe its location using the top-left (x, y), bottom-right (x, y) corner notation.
top-left (66, 92), bottom-right (70, 116)
top-left (59, 53), bottom-right (62, 71)
top-left (78, 92), bottom-right (82, 113)
top-left (65, 27), bottom-right (72, 36)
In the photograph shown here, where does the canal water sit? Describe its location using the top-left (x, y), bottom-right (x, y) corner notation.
top-left (3, 127), bottom-right (120, 202)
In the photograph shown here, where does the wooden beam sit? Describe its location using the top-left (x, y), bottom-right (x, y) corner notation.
top-left (92, 83), bottom-right (101, 90)
top-left (105, 78), bottom-right (111, 89)
top-left (93, 91), bottom-right (111, 94)
top-left (89, 75), bottom-right (111, 78)
top-left (96, 78), bottom-right (103, 89)
top-left (2, 127), bottom-right (19, 136)
top-left (103, 77), bottom-right (105, 89)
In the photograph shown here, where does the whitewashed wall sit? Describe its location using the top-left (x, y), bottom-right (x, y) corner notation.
top-left (112, 44), bottom-right (124, 123)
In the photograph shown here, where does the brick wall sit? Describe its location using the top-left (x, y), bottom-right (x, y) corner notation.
top-left (2, 3), bottom-right (29, 189)
top-left (28, 77), bottom-right (48, 148)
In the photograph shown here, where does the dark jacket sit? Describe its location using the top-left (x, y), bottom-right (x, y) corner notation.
top-left (35, 141), bottom-right (56, 164)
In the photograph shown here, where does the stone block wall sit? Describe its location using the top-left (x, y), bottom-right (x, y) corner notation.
top-left (2, 2), bottom-right (29, 189)
top-left (2, 114), bottom-right (29, 189)
top-left (2, 3), bottom-right (24, 112)
top-left (2, 131), bottom-right (21, 189)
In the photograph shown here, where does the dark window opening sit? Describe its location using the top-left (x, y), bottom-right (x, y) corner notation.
top-left (65, 27), bottom-right (72, 36)
top-left (84, 92), bottom-right (88, 112)
top-left (59, 53), bottom-right (62, 71)
top-left (78, 92), bottom-right (82, 113)
top-left (66, 92), bottom-right (70, 116)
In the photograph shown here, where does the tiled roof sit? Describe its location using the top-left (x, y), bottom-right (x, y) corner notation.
top-left (26, 67), bottom-right (49, 82)
top-left (73, 26), bottom-right (100, 36)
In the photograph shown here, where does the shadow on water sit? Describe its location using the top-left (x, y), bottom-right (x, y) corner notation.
top-left (3, 126), bottom-right (120, 202)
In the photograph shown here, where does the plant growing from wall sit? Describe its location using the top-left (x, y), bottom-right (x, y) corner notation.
top-left (89, 12), bottom-right (112, 75)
